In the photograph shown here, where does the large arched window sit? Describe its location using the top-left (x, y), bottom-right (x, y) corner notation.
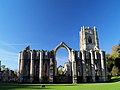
top-left (54, 42), bottom-right (72, 76)
top-left (56, 47), bottom-right (69, 75)
top-left (88, 36), bottom-right (92, 44)
top-left (56, 47), bottom-right (68, 67)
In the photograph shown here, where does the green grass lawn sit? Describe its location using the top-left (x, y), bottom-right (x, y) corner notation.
top-left (0, 77), bottom-right (120, 90)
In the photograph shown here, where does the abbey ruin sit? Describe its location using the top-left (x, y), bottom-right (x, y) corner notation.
top-left (18, 26), bottom-right (107, 83)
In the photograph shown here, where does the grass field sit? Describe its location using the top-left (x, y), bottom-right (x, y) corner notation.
top-left (0, 77), bottom-right (120, 90)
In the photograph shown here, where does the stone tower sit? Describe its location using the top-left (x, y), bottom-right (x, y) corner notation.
top-left (80, 26), bottom-right (99, 50)
top-left (18, 26), bottom-right (107, 83)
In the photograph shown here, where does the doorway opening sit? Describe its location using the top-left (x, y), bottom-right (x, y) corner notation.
top-left (53, 42), bottom-right (72, 83)
top-left (56, 47), bottom-right (71, 77)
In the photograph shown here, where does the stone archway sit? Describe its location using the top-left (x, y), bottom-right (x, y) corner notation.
top-left (54, 42), bottom-right (72, 61)
top-left (53, 42), bottom-right (73, 83)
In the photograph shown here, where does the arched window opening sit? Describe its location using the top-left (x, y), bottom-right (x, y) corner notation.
top-left (88, 36), bottom-right (92, 43)
top-left (56, 47), bottom-right (71, 76)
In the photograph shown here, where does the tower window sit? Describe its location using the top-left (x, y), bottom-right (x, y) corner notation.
top-left (88, 36), bottom-right (92, 43)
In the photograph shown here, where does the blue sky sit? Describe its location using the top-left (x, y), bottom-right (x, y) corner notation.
top-left (0, 0), bottom-right (120, 70)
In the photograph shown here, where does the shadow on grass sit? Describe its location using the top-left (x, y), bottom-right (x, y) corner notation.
top-left (107, 77), bottom-right (120, 83)
top-left (0, 83), bottom-right (51, 90)
top-left (79, 76), bottom-right (120, 84)
top-left (0, 77), bottom-right (120, 90)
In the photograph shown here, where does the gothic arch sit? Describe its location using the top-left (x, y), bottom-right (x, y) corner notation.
top-left (53, 42), bottom-right (72, 61)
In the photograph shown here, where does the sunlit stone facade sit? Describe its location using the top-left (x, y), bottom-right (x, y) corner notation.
top-left (18, 26), bottom-right (107, 83)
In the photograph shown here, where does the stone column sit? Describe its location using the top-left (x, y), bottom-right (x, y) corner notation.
top-left (19, 51), bottom-right (24, 82)
top-left (30, 51), bottom-right (35, 83)
top-left (100, 50), bottom-right (106, 82)
top-left (94, 26), bottom-right (99, 49)
top-left (18, 52), bottom-right (21, 77)
top-left (49, 58), bottom-right (53, 83)
top-left (39, 50), bottom-right (43, 83)
top-left (79, 51), bottom-right (82, 76)
top-left (83, 26), bottom-right (86, 50)
top-left (81, 50), bottom-right (86, 82)
top-left (90, 50), bottom-right (95, 82)
top-left (72, 50), bottom-right (77, 84)
top-left (76, 51), bottom-right (82, 77)
top-left (94, 51), bottom-right (101, 81)
top-left (54, 58), bottom-right (57, 76)
top-left (28, 51), bottom-right (31, 77)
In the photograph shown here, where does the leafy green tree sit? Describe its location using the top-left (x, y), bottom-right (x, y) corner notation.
top-left (111, 44), bottom-right (120, 58)
top-left (115, 58), bottom-right (120, 70)
top-left (106, 54), bottom-right (114, 73)
top-left (58, 66), bottom-right (63, 75)
top-left (1, 65), bottom-right (6, 71)
top-left (106, 44), bottom-right (120, 74)
top-left (111, 66), bottom-right (119, 76)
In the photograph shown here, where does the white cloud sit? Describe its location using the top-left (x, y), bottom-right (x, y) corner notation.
top-left (0, 41), bottom-right (17, 50)
top-left (0, 49), bottom-right (18, 63)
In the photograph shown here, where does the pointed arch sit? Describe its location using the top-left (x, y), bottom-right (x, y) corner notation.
top-left (54, 42), bottom-right (72, 61)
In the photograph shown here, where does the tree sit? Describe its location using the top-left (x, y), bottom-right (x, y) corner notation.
top-left (1, 65), bottom-right (6, 71)
top-left (106, 44), bottom-right (120, 74)
top-left (58, 68), bottom-right (63, 75)
top-left (115, 58), bottom-right (120, 70)
top-left (58, 65), bottom-right (63, 75)
top-left (111, 44), bottom-right (120, 58)
top-left (106, 54), bottom-right (114, 73)
top-left (111, 66), bottom-right (119, 76)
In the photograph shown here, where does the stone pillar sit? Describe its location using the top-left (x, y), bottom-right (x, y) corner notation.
top-left (100, 50), bottom-right (106, 82)
top-left (18, 52), bottom-right (21, 77)
top-left (28, 51), bottom-right (31, 77)
top-left (39, 50), bottom-right (43, 83)
top-left (30, 51), bottom-right (35, 83)
top-left (72, 50), bottom-right (77, 84)
top-left (94, 26), bottom-right (99, 49)
top-left (83, 26), bottom-right (86, 50)
top-left (94, 51), bottom-right (101, 81)
top-left (80, 27), bottom-right (83, 50)
top-left (76, 51), bottom-right (81, 77)
top-left (49, 58), bottom-right (53, 83)
top-left (79, 51), bottom-right (82, 76)
top-left (81, 50), bottom-right (86, 82)
top-left (90, 50), bottom-right (95, 82)
top-left (85, 52), bottom-right (91, 78)
top-left (53, 55), bottom-right (57, 76)
top-left (19, 51), bottom-right (24, 82)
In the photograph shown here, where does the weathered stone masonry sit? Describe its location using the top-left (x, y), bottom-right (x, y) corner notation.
top-left (18, 26), bottom-right (107, 83)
